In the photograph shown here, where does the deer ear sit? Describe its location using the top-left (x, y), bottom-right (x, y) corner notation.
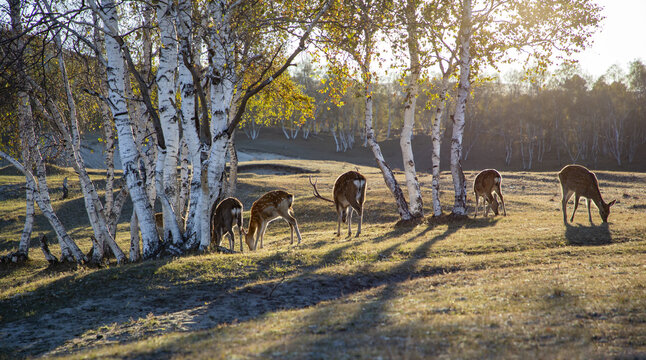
top-left (608, 200), bottom-right (616, 207)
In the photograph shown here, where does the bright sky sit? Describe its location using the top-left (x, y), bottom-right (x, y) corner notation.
top-left (571, 0), bottom-right (646, 77)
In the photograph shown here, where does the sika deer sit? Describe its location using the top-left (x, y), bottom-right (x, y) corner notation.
top-left (473, 169), bottom-right (506, 218)
top-left (210, 197), bottom-right (245, 252)
top-left (245, 190), bottom-right (302, 251)
top-left (558, 164), bottom-right (616, 224)
top-left (310, 170), bottom-right (367, 237)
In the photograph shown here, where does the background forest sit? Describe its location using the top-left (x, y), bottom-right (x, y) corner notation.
top-left (242, 59), bottom-right (646, 171)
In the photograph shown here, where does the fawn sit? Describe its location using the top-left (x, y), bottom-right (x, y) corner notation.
top-left (245, 190), bottom-right (302, 250)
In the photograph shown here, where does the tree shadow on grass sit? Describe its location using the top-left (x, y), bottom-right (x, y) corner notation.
top-left (255, 216), bottom-right (501, 359)
top-left (564, 222), bottom-right (612, 246)
top-left (0, 212), bottom-right (499, 358)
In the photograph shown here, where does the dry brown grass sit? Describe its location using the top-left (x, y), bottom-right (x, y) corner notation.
top-left (0, 160), bottom-right (645, 359)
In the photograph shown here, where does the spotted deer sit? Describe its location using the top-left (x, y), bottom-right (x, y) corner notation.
top-left (309, 170), bottom-right (367, 237)
top-left (245, 190), bottom-right (302, 251)
top-left (210, 197), bottom-right (245, 252)
top-left (558, 164), bottom-right (616, 224)
top-left (473, 169), bottom-right (507, 218)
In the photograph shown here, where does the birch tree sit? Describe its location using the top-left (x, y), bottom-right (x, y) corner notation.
top-left (6, 0), bottom-right (34, 261)
top-left (449, 0), bottom-right (471, 216)
top-left (90, 0), bottom-right (162, 258)
top-left (439, 0), bottom-right (603, 214)
top-left (321, 0), bottom-right (413, 221)
top-left (24, 0), bottom-right (130, 263)
top-left (156, 0), bottom-right (183, 245)
top-left (396, 0), bottom-right (425, 218)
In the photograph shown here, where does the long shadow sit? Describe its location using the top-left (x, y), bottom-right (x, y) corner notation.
top-left (376, 225), bottom-right (434, 261)
top-left (257, 217), bottom-right (500, 358)
top-left (0, 215), bottom-right (497, 358)
top-left (564, 222), bottom-right (612, 246)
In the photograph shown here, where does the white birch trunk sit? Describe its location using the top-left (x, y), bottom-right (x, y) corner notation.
top-left (195, 0), bottom-right (237, 251)
top-left (42, 15), bottom-right (127, 264)
top-left (156, 0), bottom-right (183, 246)
top-left (17, 92), bottom-right (34, 255)
top-left (97, 0), bottom-right (160, 258)
top-left (178, 0), bottom-right (202, 248)
top-left (178, 138), bottom-right (190, 230)
top-left (431, 89), bottom-right (448, 217)
top-left (364, 78), bottom-right (412, 221)
top-left (401, 8), bottom-right (424, 218)
top-left (92, 11), bottom-right (115, 217)
top-left (0, 150), bottom-right (86, 263)
top-left (450, 0), bottom-right (471, 216)
top-left (10, 0), bottom-right (34, 257)
top-left (129, 211), bottom-right (141, 262)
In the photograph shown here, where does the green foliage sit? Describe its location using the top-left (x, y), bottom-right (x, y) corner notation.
top-left (240, 73), bottom-right (315, 128)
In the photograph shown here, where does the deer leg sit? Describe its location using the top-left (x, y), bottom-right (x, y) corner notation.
top-left (228, 230), bottom-right (235, 252)
top-left (253, 222), bottom-right (264, 250)
top-left (561, 189), bottom-right (573, 224)
top-left (355, 206), bottom-right (363, 237)
top-left (258, 221), bottom-right (268, 249)
top-left (336, 204), bottom-right (343, 236)
top-left (283, 213), bottom-right (302, 245)
top-left (485, 194), bottom-right (494, 217)
top-left (586, 198), bottom-right (593, 223)
top-left (347, 207), bottom-right (353, 238)
top-left (495, 185), bottom-right (506, 216)
top-left (570, 194), bottom-right (581, 223)
top-left (238, 227), bottom-right (244, 253)
top-left (215, 228), bottom-right (222, 248)
top-left (286, 217), bottom-right (295, 245)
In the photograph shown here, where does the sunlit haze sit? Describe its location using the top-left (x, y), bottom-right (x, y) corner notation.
top-left (572, 0), bottom-right (646, 77)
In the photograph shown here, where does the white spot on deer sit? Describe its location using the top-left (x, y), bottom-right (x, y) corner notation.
top-left (353, 180), bottom-right (365, 202)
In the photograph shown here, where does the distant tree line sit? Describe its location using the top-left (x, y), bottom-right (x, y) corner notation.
top-left (248, 59), bottom-right (646, 172)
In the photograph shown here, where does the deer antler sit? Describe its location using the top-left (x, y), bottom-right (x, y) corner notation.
top-left (309, 176), bottom-right (335, 203)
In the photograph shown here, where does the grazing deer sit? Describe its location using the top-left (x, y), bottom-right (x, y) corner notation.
top-left (245, 190), bottom-right (302, 251)
top-left (210, 197), bottom-right (245, 252)
top-left (309, 170), bottom-right (367, 237)
top-left (473, 169), bottom-right (506, 218)
top-left (558, 164), bottom-right (616, 224)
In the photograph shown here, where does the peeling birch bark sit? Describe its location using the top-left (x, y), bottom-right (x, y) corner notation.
top-left (177, 0), bottom-right (201, 245)
top-left (450, 0), bottom-right (471, 216)
top-left (10, 0), bottom-right (34, 258)
top-left (431, 88), bottom-right (448, 217)
top-left (94, 0), bottom-right (160, 259)
top-left (156, 0), bottom-right (183, 246)
top-left (39, 14), bottom-right (127, 264)
top-left (401, 6), bottom-right (424, 218)
top-left (364, 79), bottom-right (412, 221)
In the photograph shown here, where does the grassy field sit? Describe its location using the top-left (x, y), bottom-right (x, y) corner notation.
top-left (0, 160), bottom-right (645, 359)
